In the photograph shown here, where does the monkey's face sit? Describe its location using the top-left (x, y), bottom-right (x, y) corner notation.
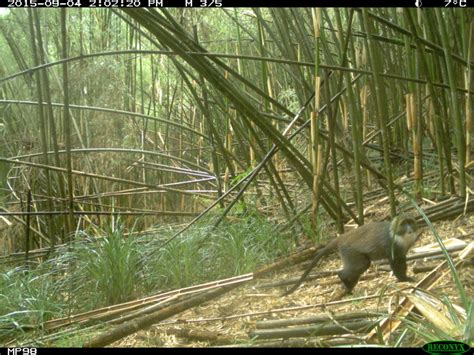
top-left (391, 216), bottom-right (419, 251)
top-left (396, 218), bottom-right (419, 248)
top-left (398, 218), bottom-right (417, 235)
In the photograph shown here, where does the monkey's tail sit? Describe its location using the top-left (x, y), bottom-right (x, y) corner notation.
top-left (282, 241), bottom-right (337, 296)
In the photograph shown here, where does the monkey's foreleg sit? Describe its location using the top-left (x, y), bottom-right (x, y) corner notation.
top-left (389, 253), bottom-right (415, 282)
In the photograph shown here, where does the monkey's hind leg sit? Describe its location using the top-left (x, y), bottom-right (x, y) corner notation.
top-left (336, 250), bottom-right (371, 297)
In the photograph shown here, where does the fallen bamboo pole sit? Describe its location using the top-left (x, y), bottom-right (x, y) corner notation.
top-left (46, 273), bottom-right (253, 330)
top-left (255, 310), bottom-right (383, 329)
top-left (249, 319), bottom-right (376, 340)
top-left (366, 243), bottom-right (473, 343)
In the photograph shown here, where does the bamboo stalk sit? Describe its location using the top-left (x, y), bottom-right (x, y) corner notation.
top-left (250, 319), bottom-right (376, 340)
top-left (256, 311), bottom-right (382, 329)
top-left (465, 20), bottom-right (473, 167)
top-left (311, 8), bottom-right (322, 231)
top-left (61, 9), bottom-right (75, 237)
top-left (33, 10), bottom-right (70, 241)
top-left (361, 9), bottom-right (397, 217)
top-left (435, 9), bottom-right (467, 197)
top-left (27, 9), bottom-right (56, 248)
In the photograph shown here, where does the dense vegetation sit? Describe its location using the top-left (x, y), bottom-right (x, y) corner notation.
top-left (0, 8), bottom-right (472, 346)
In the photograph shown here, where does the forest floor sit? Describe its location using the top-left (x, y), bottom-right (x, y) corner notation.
top-left (116, 212), bottom-right (474, 347)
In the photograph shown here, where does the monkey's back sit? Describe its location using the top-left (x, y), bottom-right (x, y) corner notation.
top-left (337, 221), bottom-right (391, 261)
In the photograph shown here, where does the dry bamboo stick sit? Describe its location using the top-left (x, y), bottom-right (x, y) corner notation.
top-left (366, 243), bottom-right (473, 343)
top-left (83, 282), bottom-right (245, 347)
top-left (45, 273), bottom-right (253, 330)
top-left (249, 319), bottom-right (376, 340)
top-left (255, 310), bottom-right (382, 329)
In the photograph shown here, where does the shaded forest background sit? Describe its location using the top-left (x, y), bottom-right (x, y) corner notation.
top-left (0, 8), bottom-right (472, 346)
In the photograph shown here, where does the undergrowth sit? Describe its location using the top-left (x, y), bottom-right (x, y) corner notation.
top-left (0, 212), bottom-right (291, 344)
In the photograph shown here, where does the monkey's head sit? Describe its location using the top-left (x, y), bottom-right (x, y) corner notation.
top-left (391, 215), bottom-right (419, 249)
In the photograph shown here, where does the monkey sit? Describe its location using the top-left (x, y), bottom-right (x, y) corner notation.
top-left (283, 215), bottom-right (419, 297)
